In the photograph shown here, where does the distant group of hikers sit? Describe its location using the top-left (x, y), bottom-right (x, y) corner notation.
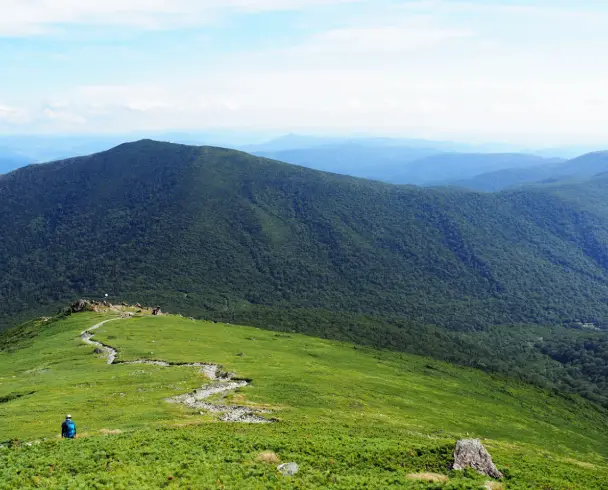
top-left (61, 414), bottom-right (76, 439)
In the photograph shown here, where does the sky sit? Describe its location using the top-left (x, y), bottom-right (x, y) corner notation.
top-left (1, 0), bottom-right (607, 146)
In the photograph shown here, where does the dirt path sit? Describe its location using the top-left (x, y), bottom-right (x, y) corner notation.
top-left (80, 318), bottom-right (273, 423)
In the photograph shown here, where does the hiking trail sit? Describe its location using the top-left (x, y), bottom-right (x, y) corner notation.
top-left (81, 318), bottom-right (274, 423)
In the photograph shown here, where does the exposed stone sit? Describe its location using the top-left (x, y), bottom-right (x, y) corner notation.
top-left (277, 462), bottom-right (299, 476)
top-left (81, 318), bottom-right (274, 423)
top-left (452, 439), bottom-right (503, 479)
top-left (70, 299), bottom-right (92, 313)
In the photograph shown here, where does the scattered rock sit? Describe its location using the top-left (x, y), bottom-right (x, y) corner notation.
top-left (81, 318), bottom-right (274, 424)
top-left (277, 462), bottom-right (299, 476)
top-left (152, 307), bottom-right (162, 316)
top-left (93, 347), bottom-right (104, 354)
top-left (219, 408), bottom-right (271, 423)
top-left (81, 319), bottom-right (121, 364)
top-left (237, 352), bottom-right (245, 357)
top-left (452, 439), bottom-right (503, 479)
top-left (200, 365), bottom-right (219, 379)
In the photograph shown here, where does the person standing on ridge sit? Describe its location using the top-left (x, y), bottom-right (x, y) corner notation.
top-left (61, 414), bottom-right (76, 439)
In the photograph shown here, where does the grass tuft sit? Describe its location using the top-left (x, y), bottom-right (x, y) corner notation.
top-left (406, 472), bottom-right (449, 483)
top-left (256, 451), bottom-right (280, 464)
top-left (99, 429), bottom-right (122, 436)
top-left (484, 482), bottom-right (504, 490)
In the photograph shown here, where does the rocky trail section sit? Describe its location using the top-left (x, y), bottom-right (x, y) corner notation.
top-left (80, 318), bottom-right (274, 424)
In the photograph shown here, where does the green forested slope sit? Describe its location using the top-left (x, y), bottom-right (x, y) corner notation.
top-left (2, 139), bottom-right (608, 327)
top-left (1, 140), bottom-right (607, 404)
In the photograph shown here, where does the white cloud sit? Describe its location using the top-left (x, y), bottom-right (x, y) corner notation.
top-left (294, 21), bottom-right (472, 54)
top-left (43, 107), bottom-right (86, 125)
top-left (123, 100), bottom-right (173, 112)
top-left (0, 0), bottom-right (361, 36)
top-left (0, 104), bottom-right (30, 124)
top-left (421, 0), bottom-right (608, 23)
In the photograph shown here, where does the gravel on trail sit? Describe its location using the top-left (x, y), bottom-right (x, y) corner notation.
top-left (80, 318), bottom-right (274, 424)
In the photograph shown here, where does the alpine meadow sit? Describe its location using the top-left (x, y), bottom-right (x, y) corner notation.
top-left (2, 307), bottom-right (608, 489)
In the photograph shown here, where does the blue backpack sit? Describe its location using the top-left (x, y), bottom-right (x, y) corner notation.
top-left (63, 419), bottom-right (76, 438)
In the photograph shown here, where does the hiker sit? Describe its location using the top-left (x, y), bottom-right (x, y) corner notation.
top-left (61, 414), bottom-right (76, 439)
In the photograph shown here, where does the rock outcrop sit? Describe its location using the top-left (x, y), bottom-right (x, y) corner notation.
top-left (69, 299), bottom-right (160, 314)
top-left (70, 299), bottom-right (94, 313)
top-left (452, 439), bottom-right (503, 479)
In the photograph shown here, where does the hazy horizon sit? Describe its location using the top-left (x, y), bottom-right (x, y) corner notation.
top-left (1, 1), bottom-right (608, 147)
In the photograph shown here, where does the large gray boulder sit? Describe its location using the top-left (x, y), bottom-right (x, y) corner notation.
top-left (452, 439), bottom-right (503, 479)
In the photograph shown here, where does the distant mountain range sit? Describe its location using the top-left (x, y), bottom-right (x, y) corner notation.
top-left (255, 143), bottom-right (442, 181)
top-left (255, 141), bottom-right (608, 190)
top-left (448, 151), bottom-right (608, 191)
top-left (1, 133), bottom-right (607, 192)
top-left (241, 133), bottom-right (483, 153)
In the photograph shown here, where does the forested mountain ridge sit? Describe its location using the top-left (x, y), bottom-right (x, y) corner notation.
top-left (3, 139), bottom-right (608, 328)
top-left (1, 139), bottom-right (608, 406)
top-left (256, 145), bottom-right (561, 185)
top-left (253, 143), bottom-right (441, 181)
top-left (449, 151), bottom-right (608, 192)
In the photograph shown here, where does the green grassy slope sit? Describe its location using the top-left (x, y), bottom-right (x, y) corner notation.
top-left (1, 312), bottom-right (607, 488)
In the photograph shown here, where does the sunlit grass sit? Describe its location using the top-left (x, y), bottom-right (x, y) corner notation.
top-left (1, 312), bottom-right (607, 488)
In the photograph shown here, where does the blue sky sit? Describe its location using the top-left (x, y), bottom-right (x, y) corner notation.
top-left (1, 0), bottom-right (607, 145)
